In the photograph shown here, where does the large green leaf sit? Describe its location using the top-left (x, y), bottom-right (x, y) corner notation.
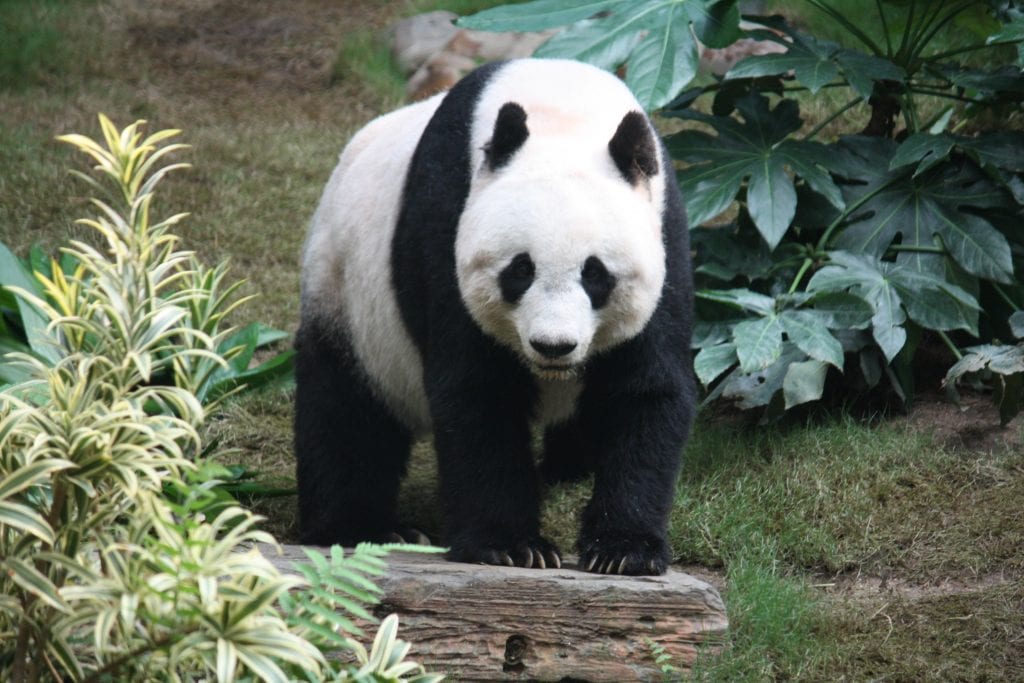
top-left (669, 93), bottom-right (845, 247)
top-left (462, 0), bottom-right (741, 111)
top-left (726, 23), bottom-right (904, 99)
top-left (779, 309), bottom-right (844, 369)
top-left (0, 242), bottom-right (60, 365)
top-left (808, 251), bottom-right (980, 361)
top-left (732, 313), bottom-right (783, 372)
top-left (782, 359), bottom-right (828, 409)
top-left (457, 0), bottom-right (621, 31)
top-left (694, 341), bottom-right (737, 386)
top-left (624, 4), bottom-right (700, 112)
top-left (711, 343), bottom-right (805, 410)
top-left (696, 287), bottom-right (777, 316)
top-left (830, 136), bottom-right (1014, 284)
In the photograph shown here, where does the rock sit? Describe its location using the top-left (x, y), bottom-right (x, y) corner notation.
top-left (391, 10), bottom-right (458, 75)
top-left (269, 546), bottom-right (728, 682)
top-left (405, 27), bottom-right (556, 101)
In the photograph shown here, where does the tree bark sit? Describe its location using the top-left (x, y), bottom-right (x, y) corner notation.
top-left (270, 546), bottom-right (728, 682)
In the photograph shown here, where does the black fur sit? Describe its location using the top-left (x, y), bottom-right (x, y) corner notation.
top-left (294, 316), bottom-right (412, 545)
top-left (609, 110), bottom-right (659, 185)
top-left (297, 61), bottom-right (695, 575)
top-left (484, 101), bottom-right (529, 171)
top-left (498, 253), bottom-right (535, 304)
top-left (391, 62), bottom-right (550, 563)
top-left (580, 255), bottom-right (616, 309)
top-left (558, 149), bottom-right (695, 575)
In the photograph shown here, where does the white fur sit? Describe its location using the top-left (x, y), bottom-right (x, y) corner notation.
top-left (456, 59), bottom-right (667, 376)
top-left (302, 94), bottom-right (444, 435)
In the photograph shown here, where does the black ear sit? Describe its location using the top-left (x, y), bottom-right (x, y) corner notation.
top-left (609, 111), bottom-right (659, 185)
top-left (484, 102), bottom-right (529, 171)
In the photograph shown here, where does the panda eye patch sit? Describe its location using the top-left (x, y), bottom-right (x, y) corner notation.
top-left (581, 256), bottom-right (616, 309)
top-left (499, 252), bottom-right (535, 304)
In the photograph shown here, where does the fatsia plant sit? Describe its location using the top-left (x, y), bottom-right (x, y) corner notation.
top-left (0, 116), bottom-right (440, 682)
top-left (462, 0), bottom-right (1024, 418)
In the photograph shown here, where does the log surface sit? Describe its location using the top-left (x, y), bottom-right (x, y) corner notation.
top-left (271, 545), bottom-right (728, 682)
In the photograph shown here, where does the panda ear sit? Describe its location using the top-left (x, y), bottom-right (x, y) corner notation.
top-left (484, 102), bottom-right (529, 171)
top-left (609, 111), bottom-right (659, 185)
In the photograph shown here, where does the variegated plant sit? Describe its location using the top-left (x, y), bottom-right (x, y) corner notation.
top-left (0, 116), bottom-right (440, 682)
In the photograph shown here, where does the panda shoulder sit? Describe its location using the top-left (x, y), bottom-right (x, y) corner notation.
top-left (334, 92), bottom-right (447, 176)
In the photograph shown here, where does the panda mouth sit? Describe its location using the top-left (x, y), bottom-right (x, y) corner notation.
top-left (530, 363), bottom-right (580, 381)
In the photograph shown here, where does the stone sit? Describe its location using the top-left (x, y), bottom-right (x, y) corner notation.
top-left (391, 10), bottom-right (458, 75)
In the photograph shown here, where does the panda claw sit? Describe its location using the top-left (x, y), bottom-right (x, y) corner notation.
top-left (615, 556), bottom-right (628, 574)
top-left (501, 552), bottom-right (514, 567)
top-left (409, 528), bottom-right (431, 545)
top-left (388, 527), bottom-right (432, 546)
top-left (548, 551), bottom-right (562, 569)
top-left (584, 555), bottom-right (598, 572)
top-left (522, 547), bottom-right (534, 569)
top-left (534, 548), bottom-right (545, 569)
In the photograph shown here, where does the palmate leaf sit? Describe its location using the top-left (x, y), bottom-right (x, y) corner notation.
top-left (667, 92), bottom-right (843, 248)
top-left (461, 0), bottom-right (742, 111)
top-left (808, 251), bottom-right (980, 362)
top-left (669, 92), bottom-right (844, 247)
top-left (709, 343), bottom-right (805, 410)
top-left (698, 286), bottom-right (847, 377)
top-left (726, 19), bottom-right (905, 100)
top-left (890, 131), bottom-right (1024, 176)
top-left (782, 359), bottom-right (828, 409)
top-left (694, 342), bottom-right (737, 385)
top-left (830, 136), bottom-right (1015, 284)
top-left (944, 343), bottom-right (1024, 425)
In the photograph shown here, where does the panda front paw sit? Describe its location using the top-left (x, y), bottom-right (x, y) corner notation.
top-left (448, 536), bottom-right (562, 569)
top-left (577, 534), bottom-right (670, 576)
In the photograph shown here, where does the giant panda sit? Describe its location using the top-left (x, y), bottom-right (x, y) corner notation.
top-left (295, 58), bottom-right (695, 576)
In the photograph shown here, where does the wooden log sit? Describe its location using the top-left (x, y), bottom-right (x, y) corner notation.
top-left (270, 545), bottom-right (728, 682)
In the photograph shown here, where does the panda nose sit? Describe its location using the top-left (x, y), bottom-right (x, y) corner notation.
top-left (530, 339), bottom-right (577, 359)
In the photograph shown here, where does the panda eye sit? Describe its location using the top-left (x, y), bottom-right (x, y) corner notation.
top-left (499, 252), bottom-right (535, 304)
top-left (581, 256), bottom-right (616, 309)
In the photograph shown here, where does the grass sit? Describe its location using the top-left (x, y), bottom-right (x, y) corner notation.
top-left (2, 1), bottom-right (1023, 680)
top-left (542, 416), bottom-right (1024, 680)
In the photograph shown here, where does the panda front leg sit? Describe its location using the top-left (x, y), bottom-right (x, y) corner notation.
top-left (576, 391), bottom-right (693, 576)
top-left (426, 361), bottom-right (561, 569)
top-left (294, 317), bottom-right (416, 546)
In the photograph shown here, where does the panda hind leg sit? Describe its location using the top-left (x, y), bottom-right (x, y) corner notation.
top-left (294, 317), bottom-right (418, 546)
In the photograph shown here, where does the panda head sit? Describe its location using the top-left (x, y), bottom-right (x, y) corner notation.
top-left (456, 101), bottom-right (667, 381)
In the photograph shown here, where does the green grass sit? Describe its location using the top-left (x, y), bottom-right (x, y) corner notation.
top-left (332, 29), bottom-right (407, 107)
top-left (539, 414), bottom-right (1024, 680)
top-left (0, 0), bottom-right (69, 89)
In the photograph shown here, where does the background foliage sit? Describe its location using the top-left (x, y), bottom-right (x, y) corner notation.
top-left (462, 0), bottom-right (1024, 420)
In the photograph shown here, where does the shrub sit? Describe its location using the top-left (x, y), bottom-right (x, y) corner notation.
top-left (0, 115), bottom-right (440, 682)
top-left (460, 0), bottom-right (1024, 419)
